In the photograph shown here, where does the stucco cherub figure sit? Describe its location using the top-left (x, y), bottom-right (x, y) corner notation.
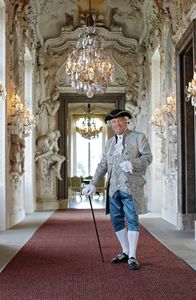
top-left (9, 134), bottom-right (25, 176)
top-left (125, 91), bottom-right (140, 129)
top-left (37, 88), bottom-right (60, 132)
top-left (35, 130), bottom-right (65, 180)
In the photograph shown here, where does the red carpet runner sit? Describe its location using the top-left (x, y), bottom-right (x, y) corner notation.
top-left (0, 209), bottom-right (195, 300)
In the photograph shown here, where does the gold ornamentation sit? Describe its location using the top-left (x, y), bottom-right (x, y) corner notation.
top-left (150, 92), bottom-right (176, 135)
top-left (8, 93), bottom-right (36, 135)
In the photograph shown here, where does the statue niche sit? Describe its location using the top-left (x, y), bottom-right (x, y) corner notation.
top-left (35, 130), bottom-right (65, 181)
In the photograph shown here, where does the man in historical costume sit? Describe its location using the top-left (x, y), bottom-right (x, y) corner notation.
top-left (82, 109), bottom-right (152, 270)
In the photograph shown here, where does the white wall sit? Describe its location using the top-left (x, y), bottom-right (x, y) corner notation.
top-left (24, 47), bottom-right (36, 213)
top-left (148, 48), bottom-right (162, 213)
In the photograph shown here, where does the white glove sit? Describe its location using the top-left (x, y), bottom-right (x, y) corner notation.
top-left (82, 184), bottom-right (96, 196)
top-left (119, 161), bottom-right (133, 173)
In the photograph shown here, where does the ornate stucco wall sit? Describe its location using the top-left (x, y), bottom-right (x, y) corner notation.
top-left (2, 0), bottom-right (196, 229)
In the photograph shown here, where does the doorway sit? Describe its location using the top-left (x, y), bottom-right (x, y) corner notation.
top-left (58, 93), bottom-right (125, 200)
top-left (69, 102), bottom-right (108, 178)
top-left (176, 20), bottom-right (196, 230)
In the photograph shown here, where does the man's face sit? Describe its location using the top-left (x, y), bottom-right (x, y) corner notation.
top-left (110, 117), bottom-right (127, 135)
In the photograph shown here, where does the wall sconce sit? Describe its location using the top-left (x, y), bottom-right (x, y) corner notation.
top-left (8, 93), bottom-right (36, 135)
top-left (186, 67), bottom-right (196, 114)
top-left (150, 91), bottom-right (176, 136)
top-left (0, 81), bottom-right (6, 99)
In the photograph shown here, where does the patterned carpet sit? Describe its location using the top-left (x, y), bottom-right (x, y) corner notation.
top-left (0, 209), bottom-right (195, 300)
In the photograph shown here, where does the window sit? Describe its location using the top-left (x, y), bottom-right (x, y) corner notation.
top-left (75, 118), bottom-right (103, 177)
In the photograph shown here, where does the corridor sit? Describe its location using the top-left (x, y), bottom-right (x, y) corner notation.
top-left (0, 196), bottom-right (195, 273)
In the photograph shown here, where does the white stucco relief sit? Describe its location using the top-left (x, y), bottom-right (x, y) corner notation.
top-left (44, 26), bottom-right (138, 54)
top-left (35, 130), bottom-right (65, 195)
top-left (37, 88), bottom-right (60, 133)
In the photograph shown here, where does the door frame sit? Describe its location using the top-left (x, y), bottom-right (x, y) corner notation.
top-left (58, 93), bottom-right (125, 199)
top-left (176, 20), bottom-right (196, 229)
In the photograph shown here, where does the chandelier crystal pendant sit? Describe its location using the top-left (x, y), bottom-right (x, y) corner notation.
top-left (76, 104), bottom-right (103, 140)
top-left (65, 1), bottom-right (114, 98)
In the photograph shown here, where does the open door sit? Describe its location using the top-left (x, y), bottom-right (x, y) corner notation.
top-left (176, 20), bottom-right (196, 230)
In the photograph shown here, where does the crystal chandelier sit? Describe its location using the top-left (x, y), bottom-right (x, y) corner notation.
top-left (65, 0), bottom-right (114, 98)
top-left (186, 66), bottom-right (196, 114)
top-left (8, 93), bottom-right (36, 135)
top-left (76, 104), bottom-right (103, 140)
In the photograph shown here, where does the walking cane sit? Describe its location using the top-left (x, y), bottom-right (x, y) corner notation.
top-left (88, 195), bottom-right (104, 262)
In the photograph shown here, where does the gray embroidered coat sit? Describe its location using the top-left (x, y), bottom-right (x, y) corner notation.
top-left (91, 129), bottom-right (152, 214)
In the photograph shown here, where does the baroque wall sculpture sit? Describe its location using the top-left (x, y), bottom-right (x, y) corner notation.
top-left (35, 130), bottom-right (65, 201)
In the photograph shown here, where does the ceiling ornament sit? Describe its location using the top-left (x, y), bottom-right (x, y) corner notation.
top-left (44, 27), bottom-right (138, 54)
top-left (64, 0), bottom-right (114, 98)
top-left (43, 3), bottom-right (139, 93)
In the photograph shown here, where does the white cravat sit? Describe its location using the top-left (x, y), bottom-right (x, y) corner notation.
top-left (114, 134), bottom-right (124, 156)
top-left (117, 134), bottom-right (123, 143)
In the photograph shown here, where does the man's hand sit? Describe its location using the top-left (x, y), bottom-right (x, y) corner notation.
top-left (119, 161), bottom-right (133, 173)
top-left (82, 184), bottom-right (96, 196)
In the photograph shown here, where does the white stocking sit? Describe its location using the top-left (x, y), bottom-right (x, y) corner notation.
top-left (115, 228), bottom-right (129, 255)
top-left (128, 231), bottom-right (139, 259)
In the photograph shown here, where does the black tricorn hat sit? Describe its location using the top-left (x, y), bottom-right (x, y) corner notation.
top-left (104, 109), bottom-right (131, 123)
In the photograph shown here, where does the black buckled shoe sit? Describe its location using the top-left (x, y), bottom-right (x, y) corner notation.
top-left (111, 253), bottom-right (129, 264)
top-left (128, 257), bottom-right (139, 270)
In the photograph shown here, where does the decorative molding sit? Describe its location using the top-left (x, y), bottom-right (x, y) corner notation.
top-left (9, 133), bottom-right (25, 191)
top-left (44, 27), bottom-right (138, 54)
top-left (57, 85), bottom-right (126, 94)
top-left (25, 1), bottom-right (43, 46)
top-left (36, 88), bottom-right (60, 133)
top-left (168, 2), bottom-right (196, 44)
